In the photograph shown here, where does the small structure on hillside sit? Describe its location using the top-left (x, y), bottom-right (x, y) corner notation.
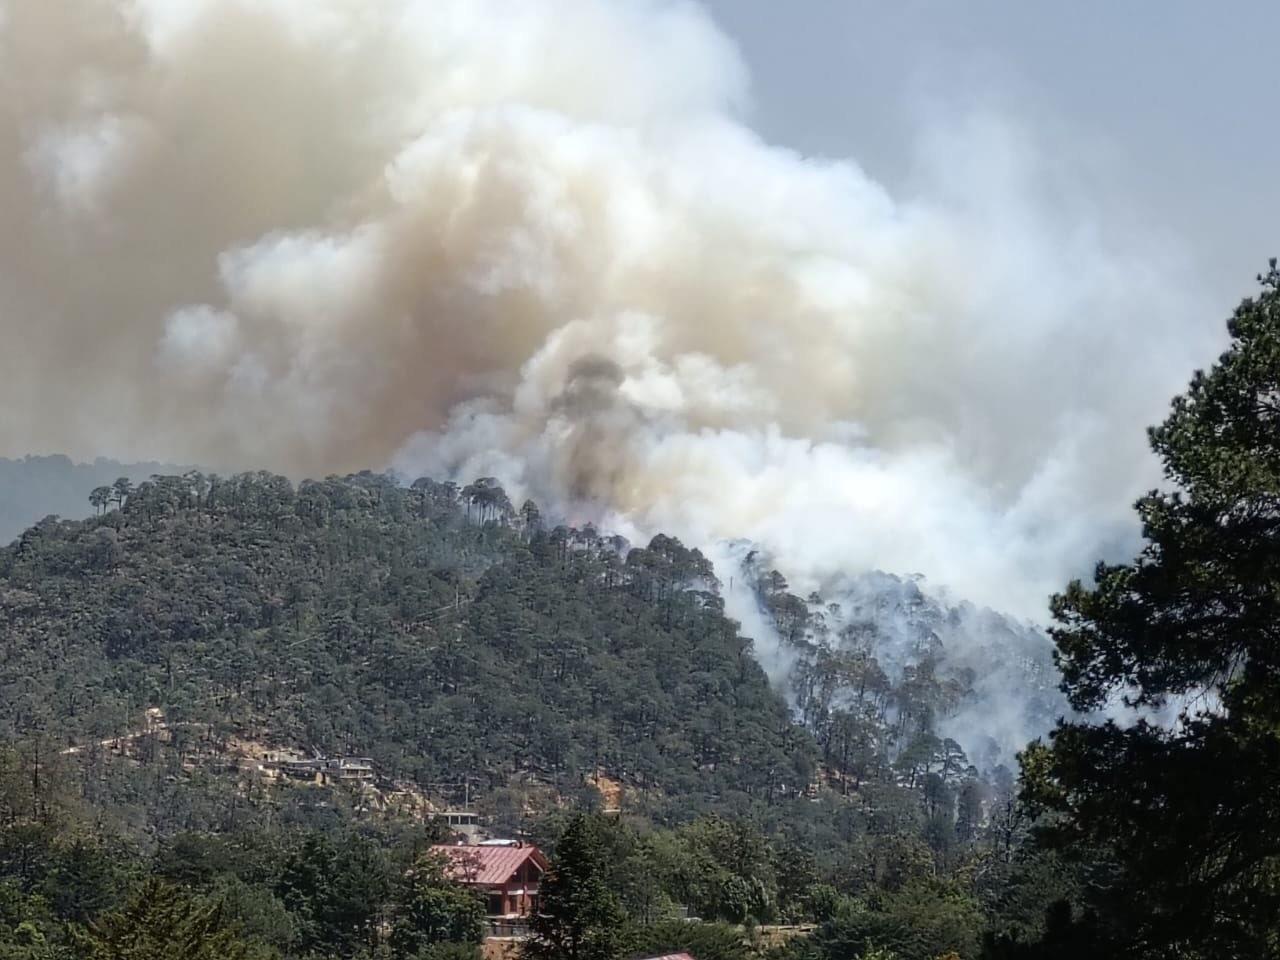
top-left (434, 809), bottom-right (485, 841)
top-left (267, 755), bottom-right (377, 785)
top-left (432, 842), bottom-right (548, 919)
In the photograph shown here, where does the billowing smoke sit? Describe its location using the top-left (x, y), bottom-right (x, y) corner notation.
top-left (3, 0), bottom-right (1221, 686)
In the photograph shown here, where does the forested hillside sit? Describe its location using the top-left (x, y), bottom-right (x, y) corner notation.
top-left (0, 470), bottom-right (1076, 958)
top-left (746, 564), bottom-right (1066, 785)
top-left (0, 471), bottom-right (808, 818)
top-left (5, 267), bottom-right (1275, 958)
top-left (0, 465), bottom-right (1054, 831)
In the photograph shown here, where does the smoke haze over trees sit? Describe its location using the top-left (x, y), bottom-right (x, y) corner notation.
top-left (0, 471), bottom-right (1064, 958)
top-left (0, 0), bottom-right (1225, 626)
top-left (4, 3), bottom-right (1280, 957)
top-left (1019, 264), bottom-right (1280, 957)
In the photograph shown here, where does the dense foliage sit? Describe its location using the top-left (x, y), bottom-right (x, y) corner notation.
top-left (1022, 264), bottom-right (1280, 957)
top-left (0, 767), bottom-right (480, 959)
top-left (0, 463), bottom-right (1084, 957)
top-left (748, 567), bottom-right (1062, 822)
top-left (0, 760), bottom-right (1068, 960)
top-left (3, 272), bottom-right (1277, 960)
top-left (0, 471), bottom-right (805, 815)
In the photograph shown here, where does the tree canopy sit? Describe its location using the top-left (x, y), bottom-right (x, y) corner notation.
top-left (1023, 263), bottom-right (1280, 957)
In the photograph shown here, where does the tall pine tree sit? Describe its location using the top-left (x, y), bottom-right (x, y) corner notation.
top-left (75, 879), bottom-right (271, 959)
top-left (525, 815), bottom-right (626, 960)
top-left (1023, 263), bottom-right (1280, 958)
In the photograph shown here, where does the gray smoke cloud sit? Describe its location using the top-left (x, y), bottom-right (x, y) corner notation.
top-left (3, 0), bottom-right (1222, 638)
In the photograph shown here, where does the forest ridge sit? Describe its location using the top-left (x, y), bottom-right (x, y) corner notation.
top-left (4, 266), bottom-right (1280, 956)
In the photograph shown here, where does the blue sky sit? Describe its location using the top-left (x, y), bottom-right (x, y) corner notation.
top-left (704, 0), bottom-right (1280, 307)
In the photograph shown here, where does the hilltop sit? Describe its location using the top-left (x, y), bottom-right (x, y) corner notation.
top-left (0, 471), bottom-right (810, 832)
top-left (0, 454), bottom-right (189, 543)
top-left (0, 469), bottom-right (1077, 959)
top-left (0, 469), bottom-right (1060, 839)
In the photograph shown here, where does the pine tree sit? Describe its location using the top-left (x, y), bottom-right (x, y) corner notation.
top-left (75, 878), bottom-right (270, 959)
top-left (1023, 263), bottom-right (1280, 957)
top-left (524, 815), bottom-right (626, 960)
top-left (392, 853), bottom-right (487, 955)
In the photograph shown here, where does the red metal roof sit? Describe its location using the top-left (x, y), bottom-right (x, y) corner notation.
top-left (431, 844), bottom-right (548, 886)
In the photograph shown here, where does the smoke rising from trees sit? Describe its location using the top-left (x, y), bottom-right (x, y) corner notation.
top-left (3, 0), bottom-right (1221, 624)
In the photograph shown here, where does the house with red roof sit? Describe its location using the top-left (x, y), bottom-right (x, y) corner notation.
top-left (432, 842), bottom-right (549, 918)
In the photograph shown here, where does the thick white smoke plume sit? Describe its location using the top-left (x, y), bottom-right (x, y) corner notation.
top-left (4, 0), bottom-right (1220, 647)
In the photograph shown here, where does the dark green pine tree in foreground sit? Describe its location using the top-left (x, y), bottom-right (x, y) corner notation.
top-left (75, 879), bottom-right (270, 960)
top-left (525, 815), bottom-right (627, 960)
top-left (1022, 263), bottom-right (1280, 958)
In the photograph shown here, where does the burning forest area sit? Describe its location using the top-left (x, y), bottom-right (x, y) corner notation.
top-left (0, 1), bottom-right (1276, 958)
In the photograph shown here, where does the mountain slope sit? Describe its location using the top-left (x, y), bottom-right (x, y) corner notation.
top-left (756, 567), bottom-right (1067, 772)
top-left (0, 471), bottom-right (810, 821)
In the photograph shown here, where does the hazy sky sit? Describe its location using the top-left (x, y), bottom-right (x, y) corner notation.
top-left (1, 0), bottom-right (1265, 754)
top-left (2, 0), bottom-right (1271, 620)
top-left (703, 0), bottom-right (1280, 310)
